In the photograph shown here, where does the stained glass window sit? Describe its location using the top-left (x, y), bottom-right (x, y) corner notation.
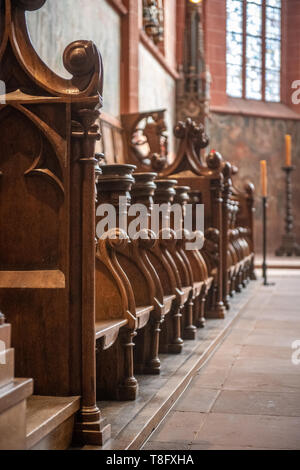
top-left (226, 0), bottom-right (282, 102)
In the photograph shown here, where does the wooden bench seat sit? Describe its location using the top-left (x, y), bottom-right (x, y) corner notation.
top-left (95, 319), bottom-right (128, 344)
top-left (162, 294), bottom-right (176, 314)
top-left (136, 305), bottom-right (155, 329)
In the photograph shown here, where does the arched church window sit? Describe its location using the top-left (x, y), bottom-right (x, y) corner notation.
top-left (226, 0), bottom-right (282, 102)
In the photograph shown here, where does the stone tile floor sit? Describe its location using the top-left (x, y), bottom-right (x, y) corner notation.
top-left (143, 271), bottom-right (300, 450)
top-left (94, 280), bottom-right (257, 450)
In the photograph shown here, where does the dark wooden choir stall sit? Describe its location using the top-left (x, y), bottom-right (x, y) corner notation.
top-left (0, 0), bottom-right (109, 449)
top-left (0, 0), bottom-right (256, 451)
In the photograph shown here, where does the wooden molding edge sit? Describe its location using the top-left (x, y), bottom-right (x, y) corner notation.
top-left (211, 97), bottom-right (300, 121)
top-left (100, 111), bottom-right (123, 129)
top-left (139, 30), bottom-right (180, 81)
top-left (106, 0), bottom-right (128, 16)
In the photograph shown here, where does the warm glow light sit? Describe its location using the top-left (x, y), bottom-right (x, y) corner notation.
top-left (189, 0), bottom-right (202, 4)
top-left (260, 160), bottom-right (268, 197)
top-left (285, 135), bottom-right (292, 167)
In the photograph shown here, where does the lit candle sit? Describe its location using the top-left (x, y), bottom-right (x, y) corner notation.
top-left (260, 160), bottom-right (267, 197)
top-left (285, 134), bottom-right (292, 167)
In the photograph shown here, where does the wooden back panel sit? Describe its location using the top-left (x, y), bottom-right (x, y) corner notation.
top-left (0, 1), bottom-right (103, 400)
top-left (98, 113), bottom-right (127, 164)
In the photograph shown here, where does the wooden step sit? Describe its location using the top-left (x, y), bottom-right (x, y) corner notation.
top-left (0, 378), bottom-right (33, 450)
top-left (26, 395), bottom-right (80, 450)
top-left (0, 348), bottom-right (14, 389)
top-left (0, 323), bottom-right (11, 349)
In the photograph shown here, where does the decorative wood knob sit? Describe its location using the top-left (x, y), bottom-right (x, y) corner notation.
top-left (153, 179), bottom-right (177, 204)
top-left (15, 0), bottom-right (47, 11)
top-left (174, 186), bottom-right (191, 206)
top-left (131, 172), bottom-right (157, 206)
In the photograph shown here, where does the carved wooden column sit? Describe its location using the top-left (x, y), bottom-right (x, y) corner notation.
top-left (206, 151), bottom-right (226, 319)
top-left (222, 162), bottom-right (233, 310)
top-left (72, 110), bottom-right (110, 445)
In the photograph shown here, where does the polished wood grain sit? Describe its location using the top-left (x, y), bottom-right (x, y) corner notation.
top-left (0, 0), bottom-right (108, 447)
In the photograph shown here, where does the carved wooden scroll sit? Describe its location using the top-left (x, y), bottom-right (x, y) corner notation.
top-left (0, 0), bottom-right (108, 446)
top-left (122, 109), bottom-right (168, 171)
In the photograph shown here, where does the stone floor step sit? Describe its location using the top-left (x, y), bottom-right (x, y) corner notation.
top-left (0, 348), bottom-right (14, 389)
top-left (0, 378), bottom-right (33, 450)
top-left (0, 323), bottom-right (11, 349)
top-left (26, 395), bottom-right (80, 450)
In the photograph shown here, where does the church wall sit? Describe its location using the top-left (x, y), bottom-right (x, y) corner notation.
top-left (208, 113), bottom-right (300, 255)
top-left (26, 0), bottom-right (121, 117)
top-left (138, 43), bottom-right (176, 157)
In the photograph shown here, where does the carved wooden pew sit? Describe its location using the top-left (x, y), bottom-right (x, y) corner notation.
top-left (96, 164), bottom-right (172, 397)
top-left (130, 172), bottom-right (176, 370)
top-left (95, 164), bottom-right (151, 398)
top-left (95, 166), bottom-right (194, 384)
top-left (0, 0), bottom-right (110, 447)
top-left (153, 179), bottom-right (194, 344)
top-left (173, 186), bottom-right (212, 329)
top-left (121, 112), bottom-right (226, 316)
top-left (155, 120), bottom-right (227, 319)
top-left (222, 163), bottom-right (254, 300)
top-left (95, 119), bottom-right (194, 356)
top-left (131, 176), bottom-right (187, 355)
top-left (231, 166), bottom-right (256, 282)
top-left (187, 189), bottom-right (219, 316)
top-left (122, 111), bottom-right (256, 313)
top-left (222, 163), bottom-right (241, 304)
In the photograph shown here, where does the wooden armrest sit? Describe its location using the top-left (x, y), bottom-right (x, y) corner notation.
top-left (162, 294), bottom-right (175, 316)
top-left (181, 286), bottom-right (192, 304)
top-left (135, 305), bottom-right (154, 330)
top-left (95, 319), bottom-right (128, 339)
top-left (95, 319), bottom-right (128, 350)
top-left (193, 281), bottom-right (204, 297)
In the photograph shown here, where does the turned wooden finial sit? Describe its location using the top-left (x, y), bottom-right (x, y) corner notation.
top-left (131, 172), bottom-right (157, 207)
top-left (15, 0), bottom-right (47, 10)
top-left (153, 179), bottom-right (177, 204)
top-left (206, 150), bottom-right (223, 170)
top-left (96, 164), bottom-right (136, 208)
top-left (174, 186), bottom-right (191, 206)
